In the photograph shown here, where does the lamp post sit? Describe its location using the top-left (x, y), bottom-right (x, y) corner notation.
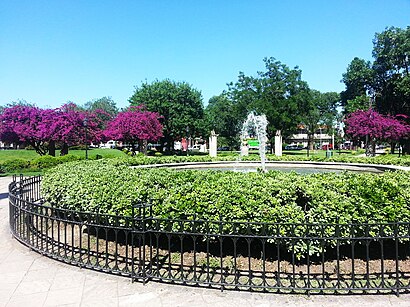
top-left (186, 126), bottom-right (189, 156)
top-left (83, 117), bottom-right (88, 160)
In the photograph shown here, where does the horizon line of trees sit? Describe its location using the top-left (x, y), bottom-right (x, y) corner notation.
top-left (1, 25), bottom-right (409, 155)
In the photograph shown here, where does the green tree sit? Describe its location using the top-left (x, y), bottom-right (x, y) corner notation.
top-left (228, 57), bottom-right (311, 152)
top-left (341, 27), bottom-right (410, 153)
top-left (340, 57), bottom-right (374, 113)
top-left (372, 26), bottom-right (410, 116)
top-left (205, 94), bottom-right (240, 149)
top-left (84, 96), bottom-right (118, 122)
top-left (301, 90), bottom-right (340, 151)
top-left (372, 26), bottom-right (410, 154)
top-left (129, 80), bottom-right (204, 152)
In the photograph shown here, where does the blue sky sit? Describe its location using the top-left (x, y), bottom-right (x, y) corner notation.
top-left (1, 1), bottom-right (409, 109)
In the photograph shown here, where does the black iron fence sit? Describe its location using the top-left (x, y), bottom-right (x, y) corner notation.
top-left (8, 175), bottom-right (410, 294)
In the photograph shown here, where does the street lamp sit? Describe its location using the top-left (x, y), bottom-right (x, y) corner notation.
top-left (186, 126), bottom-right (189, 156)
top-left (83, 117), bottom-right (88, 160)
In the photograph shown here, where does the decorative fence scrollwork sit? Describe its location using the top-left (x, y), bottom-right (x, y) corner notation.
top-left (8, 175), bottom-right (410, 294)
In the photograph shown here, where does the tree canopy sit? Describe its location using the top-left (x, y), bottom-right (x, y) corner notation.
top-left (300, 90), bottom-right (340, 150)
top-left (129, 79), bottom-right (204, 152)
top-left (84, 97), bottom-right (118, 120)
top-left (0, 103), bottom-right (104, 156)
top-left (345, 109), bottom-right (410, 155)
top-left (341, 26), bottom-right (410, 153)
top-left (340, 57), bottom-right (374, 113)
top-left (204, 94), bottom-right (240, 149)
top-left (227, 57), bottom-right (312, 150)
top-left (104, 105), bottom-right (163, 153)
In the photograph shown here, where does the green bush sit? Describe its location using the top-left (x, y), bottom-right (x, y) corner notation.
top-left (41, 159), bottom-right (410, 258)
top-left (1, 159), bottom-right (31, 172)
top-left (31, 155), bottom-right (59, 169)
top-left (3, 149), bottom-right (410, 173)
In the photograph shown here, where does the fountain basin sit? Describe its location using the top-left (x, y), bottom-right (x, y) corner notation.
top-left (135, 161), bottom-right (410, 174)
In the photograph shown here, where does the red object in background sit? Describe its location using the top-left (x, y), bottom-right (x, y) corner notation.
top-left (322, 144), bottom-right (333, 150)
top-left (181, 138), bottom-right (188, 151)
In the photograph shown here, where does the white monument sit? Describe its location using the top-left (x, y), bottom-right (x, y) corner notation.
top-left (209, 130), bottom-right (218, 157)
top-left (274, 130), bottom-right (282, 156)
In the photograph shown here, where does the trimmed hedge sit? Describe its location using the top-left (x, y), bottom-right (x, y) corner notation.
top-left (2, 151), bottom-right (410, 174)
top-left (42, 160), bottom-right (410, 258)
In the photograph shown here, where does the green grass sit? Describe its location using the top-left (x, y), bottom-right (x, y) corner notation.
top-left (217, 149), bottom-right (363, 158)
top-left (282, 149), bottom-right (362, 157)
top-left (0, 148), bottom-right (127, 162)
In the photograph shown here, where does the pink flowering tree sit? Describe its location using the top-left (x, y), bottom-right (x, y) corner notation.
top-left (104, 105), bottom-right (163, 154)
top-left (0, 105), bottom-right (55, 155)
top-left (0, 103), bottom-right (105, 156)
top-left (45, 103), bottom-right (105, 155)
top-left (345, 109), bottom-right (410, 156)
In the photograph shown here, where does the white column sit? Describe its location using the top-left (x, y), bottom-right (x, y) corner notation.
top-left (209, 130), bottom-right (218, 157)
top-left (274, 130), bottom-right (282, 156)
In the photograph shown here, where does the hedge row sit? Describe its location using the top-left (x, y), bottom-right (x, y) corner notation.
top-left (0, 154), bottom-right (82, 173)
top-left (105, 153), bottom-right (410, 167)
top-left (2, 151), bottom-right (410, 174)
top-left (42, 160), bottom-right (410, 258)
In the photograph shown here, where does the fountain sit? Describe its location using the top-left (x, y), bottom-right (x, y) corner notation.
top-left (240, 112), bottom-right (269, 172)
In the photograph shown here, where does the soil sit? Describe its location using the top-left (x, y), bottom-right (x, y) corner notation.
top-left (18, 216), bottom-right (410, 292)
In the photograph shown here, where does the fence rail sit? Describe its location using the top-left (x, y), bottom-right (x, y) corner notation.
top-left (8, 175), bottom-right (410, 294)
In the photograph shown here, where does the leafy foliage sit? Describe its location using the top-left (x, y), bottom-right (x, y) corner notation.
top-left (227, 57), bottom-right (311, 142)
top-left (345, 109), bottom-right (410, 142)
top-left (301, 90), bottom-right (340, 150)
top-left (84, 96), bottom-right (118, 117)
top-left (129, 79), bottom-right (204, 152)
top-left (0, 103), bottom-right (105, 156)
top-left (103, 105), bottom-right (163, 148)
top-left (372, 26), bottom-right (410, 117)
top-left (204, 94), bottom-right (240, 149)
top-left (341, 26), bottom-right (410, 152)
top-left (340, 58), bottom-right (374, 113)
top-left (42, 159), bottom-right (410, 258)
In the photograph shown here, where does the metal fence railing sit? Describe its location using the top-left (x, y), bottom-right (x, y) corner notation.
top-left (8, 175), bottom-right (410, 294)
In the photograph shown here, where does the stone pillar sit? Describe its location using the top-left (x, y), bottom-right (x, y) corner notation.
top-left (240, 140), bottom-right (249, 156)
top-left (274, 130), bottom-right (282, 156)
top-left (209, 130), bottom-right (218, 157)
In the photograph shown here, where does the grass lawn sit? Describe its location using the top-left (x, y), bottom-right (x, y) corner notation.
top-left (0, 148), bottom-right (127, 162)
top-left (282, 149), bottom-right (362, 157)
top-left (217, 149), bottom-right (363, 158)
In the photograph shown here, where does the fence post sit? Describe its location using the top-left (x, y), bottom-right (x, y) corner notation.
top-left (394, 222), bottom-right (400, 296)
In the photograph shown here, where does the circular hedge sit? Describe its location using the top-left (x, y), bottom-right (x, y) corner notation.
top-left (42, 159), bottom-right (410, 223)
top-left (42, 159), bottom-right (410, 257)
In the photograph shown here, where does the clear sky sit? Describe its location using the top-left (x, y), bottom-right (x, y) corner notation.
top-left (1, 0), bottom-right (409, 110)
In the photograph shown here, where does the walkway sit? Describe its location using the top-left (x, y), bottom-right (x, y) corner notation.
top-left (0, 176), bottom-right (409, 306)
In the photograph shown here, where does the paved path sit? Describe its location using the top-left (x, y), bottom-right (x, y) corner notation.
top-left (1, 176), bottom-right (410, 306)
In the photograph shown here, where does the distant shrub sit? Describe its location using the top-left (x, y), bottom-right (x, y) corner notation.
top-left (1, 159), bottom-right (31, 172)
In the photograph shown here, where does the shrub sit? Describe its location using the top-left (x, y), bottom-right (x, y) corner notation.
top-left (31, 155), bottom-right (59, 169)
top-left (41, 159), bottom-right (410, 258)
top-left (1, 159), bottom-right (31, 172)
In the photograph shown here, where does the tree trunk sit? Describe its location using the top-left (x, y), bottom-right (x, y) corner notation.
top-left (403, 139), bottom-right (410, 155)
top-left (308, 133), bottom-right (314, 151)
top-left (164, 136), bottom-right (173, 153)
top-left (48, 140), bottom-right (56, 157)
top-left (138, 140), bottom-right (148, 155)
top-left (366, 139), bottom-right (376, 157)
top-left (60, 143), bottom-right (69, 156)
top-left (32, 141), bottom-right (47, 156)
top-left (390, 142), bottom-right (395, 154)
top-left (131, 142), bottom-right (137, 156)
